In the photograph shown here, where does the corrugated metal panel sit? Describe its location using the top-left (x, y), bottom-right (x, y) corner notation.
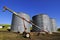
top-left (11, 12), bottom-right (30, 33)
top-left (32, 14), bottom-right (51, 32)
top-left (50, 18), bottom-right (57, 32)
top-left (42, 14), bottom-right (51, 32)
top-left (32, 14), bottom-right (43, 32)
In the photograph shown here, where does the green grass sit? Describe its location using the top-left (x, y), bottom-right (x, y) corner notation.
top-left (0, 31), bottom-right (31, 40)
top-left (0, 31), bottom-right (60, 40)
top-left (0, 24), bottom-right (60, 40)
top-left (0, 24), bottom-right (11, 31)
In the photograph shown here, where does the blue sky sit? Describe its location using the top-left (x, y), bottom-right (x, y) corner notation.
top-left (0, 0), bottom-right (60, 28)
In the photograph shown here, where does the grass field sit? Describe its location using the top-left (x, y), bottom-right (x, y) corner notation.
top-left (0, 31), bottom-right (31, 40)
top-left (0, 24), bottom-right (10, 30)
top-left (0, 24), bottom-right (60, 40)
top-left (0, 30), bottom-right (60, 40)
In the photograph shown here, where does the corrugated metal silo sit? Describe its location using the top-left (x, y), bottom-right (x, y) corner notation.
top-left (32, 14), bottom-right (51, 32)
top-left (11, 12), bottom-right (30, 33)
top-left (50, 18), bottom-right (57, 32)
top-left (42, 14), bottom-right (51, 32)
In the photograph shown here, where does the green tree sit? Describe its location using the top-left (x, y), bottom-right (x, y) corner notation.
top-left (57, 28), bottom-right (60, 32)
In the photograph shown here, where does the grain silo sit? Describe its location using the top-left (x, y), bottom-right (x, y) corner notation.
top-left (11, 12), bottom-right (30, 33)
top-left (50, 18), bottom-right (57, 32)
top-left (32, 14), bottom-right (51, 32)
